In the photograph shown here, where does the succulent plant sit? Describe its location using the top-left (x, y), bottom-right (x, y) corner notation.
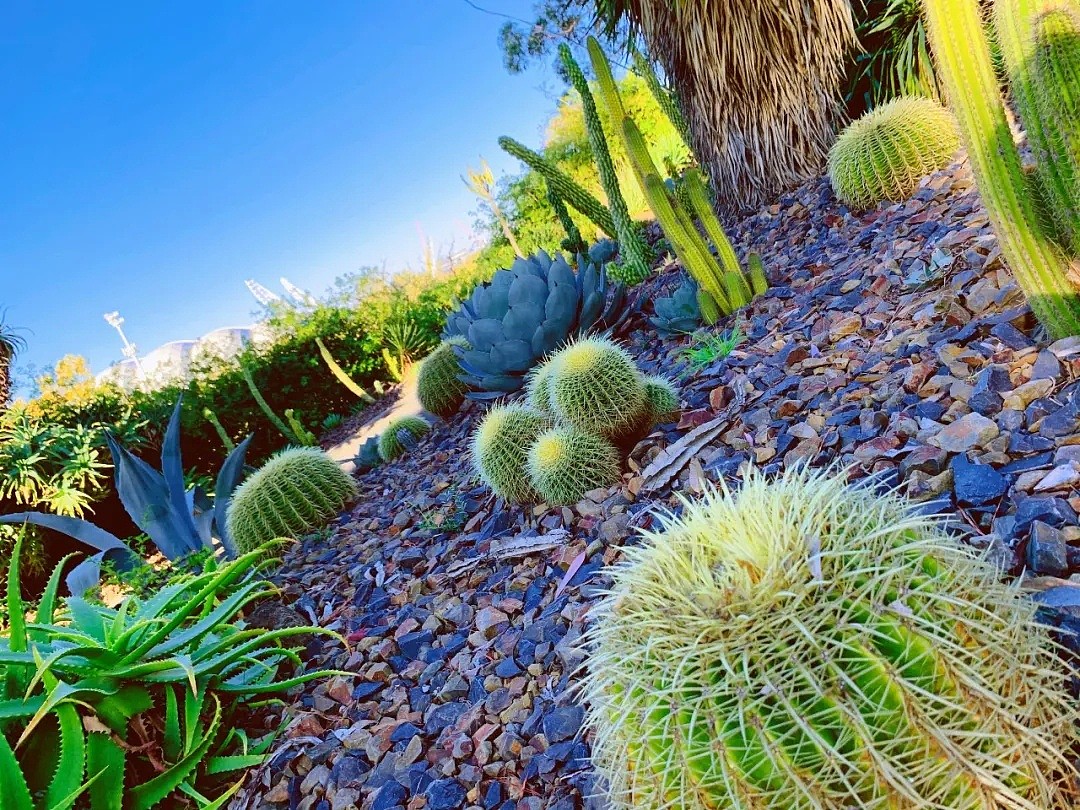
top-left (547, 182), bottom-right (587, 254)
top-left (226, 446), bottom-right (358, 554)
top-left (472, 404), bottom-right (552, 503)
top-left (650, 274), bottom-right (702, 335)
top-left (524, 357), bottom-right (557, 416)
top-left (581, 465), bottom-right (1080, 809)
top-left (642, 375), bottom-right (680, 421)
top-left (417, 337), bottom-right (470, 418)
top-left (526, 425), bottom-right (621, 505)
top-left (377, 415), bottom-right (431, 461)
top-left (548, 336), bottom-right (648, 438)
top-left (353, 436), bottom-right (382, 473)
top-left (827, 96), bottom-right (960, 210)
top-left (443, 250), bottom-right (626, 397)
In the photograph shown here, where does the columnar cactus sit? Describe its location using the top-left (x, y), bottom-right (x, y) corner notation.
top-left (922, 0), bottom-right (1080, 338)
top-left (564, 42), bottom-right (651, 285)
top-left (472, 404), bottom-right (551, 503)
top-left (526, 425), bottom-right (621, 505)
top-left (226, 447), bottom-right (358, 553)
top-left (377, 415), bottom-right (431, 461)
top-left (547, 182), bottom-right (587, 254)
top-left (827, 97), bottom-right (961, 210)
top-left (548, 337), bottom-right (649, 438)
top-left (581, 465), bottom-right (1080, 809)
top-left (417, 338), bottom-right (470, 418)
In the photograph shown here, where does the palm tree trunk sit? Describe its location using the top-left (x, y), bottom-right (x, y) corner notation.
top-left (0, 351), bottom-right (11, 410)
top-left (627, 0), bottom-right (856, 215)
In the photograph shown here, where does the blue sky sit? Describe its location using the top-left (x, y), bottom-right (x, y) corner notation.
top-left (1, 1), bottom-right (564, 388)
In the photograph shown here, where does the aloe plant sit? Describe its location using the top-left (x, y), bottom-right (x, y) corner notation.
top-left (0, 535), bottom-right (344, 809)
top-left (0, 397), bottom-right (253, 593)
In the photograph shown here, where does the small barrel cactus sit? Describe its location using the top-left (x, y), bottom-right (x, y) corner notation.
top-left (417, 337), bottom-right (470, 418)
top-left (472, 404), bottom-right (551, 503)
top-left (642, 375), bottom-right (680, 421)
top-left (548, 337), bottom-right (648, 437)
top-left (581, 466), bottom-right (1080, 809)
top-left (827, 97), bottom-right (960, 210)
top-left (526, 425), bottom-right (620, 505)
top-left (378, 415), bottom-right (431, 461)
top-left (524, 357), bottom-right (557, 415)
top-left (226, 447), bottom-right (358, 554)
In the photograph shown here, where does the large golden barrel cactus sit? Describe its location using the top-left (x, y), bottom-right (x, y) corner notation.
top-left (581, 466), bottom-right (1080, 809)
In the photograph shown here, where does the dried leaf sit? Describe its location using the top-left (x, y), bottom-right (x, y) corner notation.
top-left (640, 416), bottom-right (728, 493)
top-left (554, 550), bottom-right (587, 599)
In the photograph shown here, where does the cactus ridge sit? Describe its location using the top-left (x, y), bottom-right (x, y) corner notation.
top-left (827, 96), bottom-right (960, 210)
top-left (378, 415), bottom-right (431, 461)
top-left (472, 404), bottom-right (552, 503)
top-left (548, 336), bottom-right (649, 437)
top-left (581, 465), bottom-right (1080, 809)
top-left (226, 446), bottom-right (358, 554)
top-left (524, 357), bottom-right (557, 416)
top-left (642, 375), bottom-right (680, 421)
top-left (526, 425), bottom-right (621, 505)
top-left (417, 338), bottom-right (470, 418)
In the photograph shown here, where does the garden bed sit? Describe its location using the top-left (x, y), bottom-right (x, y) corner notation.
top-left (233, 161), bottom-right (1080, 809)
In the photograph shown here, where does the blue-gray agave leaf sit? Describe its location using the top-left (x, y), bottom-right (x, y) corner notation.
top-left (214, 433), bottom-right (253, 558)
top-left (161, 397), bottom-right (195, 543)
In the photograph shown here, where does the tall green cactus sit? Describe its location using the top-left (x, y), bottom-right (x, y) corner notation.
top-left (683, 168), bottom-right (749, 308)
top-left (498, 136), bottom-right (617, 238)
top-left (546, 182), bottom-right (587, 254)
top-left (316, 337), bottom-right (375, 404)
top-left (560, 43), bottom-right (650, 285)
top-left (203, 407), bottom-right (235, 453)
top-left (630, 45), bottom-right (692, 152)
top-left (922, 0), bottom-right (1080, 338)
top-left (241, 362), bottom-right (299, 445)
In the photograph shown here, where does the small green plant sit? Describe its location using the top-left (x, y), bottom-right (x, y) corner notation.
top-left (284, 408), bottom-right (317, 446)
top-left (377, 415), bottom-right (431, 461)
top-left (581, 465), bottom-right (1080, 808)
top-left (416, 337), bottom-right (470, 418)
top-left (827, 96), bottom-right (960, 209)
top-left (642, 375), bottom-right (680, 421)
top-left (679, 325), bottom-right (745, 368)
top-left (650, 274), bottom-right (702, 336)
top-left (416, 488), bottom-right (469, 533)
top-left (203, 406), bottom-right (235, 453)
top-left (315, 337), bottom-right (376, 404)
top-left (547, 336), bottom-right (649, 438)
top-left (225, 446), bottom-right (359, 553)
top-left (472, 404), bottom-right (552, 504)
top-left (321, 412), bottom-right (344, 431)
top-left (526, 425), bottom-right (621, 505)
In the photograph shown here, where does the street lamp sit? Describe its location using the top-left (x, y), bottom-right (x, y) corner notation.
top-left (103, 311), bottom-right (144, 377)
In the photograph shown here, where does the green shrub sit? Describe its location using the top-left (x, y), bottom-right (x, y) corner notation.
top-left (827, 96), bottom-right (960, 209)
top-left (226, 446), bottom-right (358, 553)
top-left (548, 337), bottom-right (648, 438)
top-left (417, 338), bottom-right (470, 418)
top-left (377, 415), bottom-right (431, 461)
top-left (526, 425), bottom-right (620, 505)
top-left (581, 466), bottom-right (1080, 809)
top-left (472, 404), bottom-right (552, 504)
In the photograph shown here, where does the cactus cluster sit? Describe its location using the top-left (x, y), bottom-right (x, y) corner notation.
top-left (378, 415), bottom-right (431, 461)
top-left (581, 465), bottom-right (1080, 809)
top-left (417, 337), bottom-right (470, 418)
top-left (472, 337), bottom-right (679, 506)
top-left (921, 0), bottom-right (1080, 338)
top-left (225, 446), bottom-right (358, 554)
top-left (587, 37), bottom-right (768, 324)
top-left (827, 96), bottom-right (960, 210)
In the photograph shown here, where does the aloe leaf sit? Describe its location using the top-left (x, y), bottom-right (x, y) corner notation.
top-left (141, 579), bottom-right (267, 661)
top-left (0, 695), bottom-right (44, 720)
top-left (163, 686), bottom-right (181, 762)
top-left (34, 553), bottom-right (77, 636)
top-left (19, 680), bottom-right (119, 746)
top-left (93, 686), bottom-right (153, 735)
top-left (0, 729), bottom-right (33, 810)
top-left (66, 597), bottom-right (108, 643)
top-left (182, 688), bottom-right (207, 751)
top-left (218, 668), bottom-right (352, 694)
top-left (204, 753), bottom-right (266, 775)
top-left (45, 700), bottom-right (86, 810)
top-left (214, 433), bottom-right (252, 558)
top-left (87, 732), bottom-right (124, 810)
top-left (128, 695), bottom-right (222, 810)
top-left (178, 777), bottom-right (245, 810)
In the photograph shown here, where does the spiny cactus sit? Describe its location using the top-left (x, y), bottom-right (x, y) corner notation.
top-left (526, 425), bottom-right (621, 505)
top-left (524, 357), bottom-right (557, 415)
top-left (642, 375), bottom-right (680, 421)
top-left (499, 136), bottom-right (617, 238)
top-left (203, 407), bottom-right (235, 453)
top-left (565, 42), bottom-right (651, 286)
top-left (284, 408), bottom-right (317, 446)
top-left (377, 415), bottom-right (430, 461)
top-left (226, 447), bottom-right (358, 554)
top-left (548, 336), bottom-right (649, 438)
top-left (472, 404), bottom-right (551, 503)
top-left (630, 44), bottom-right (693, 152)
top-left (923, 0), bottom-right (1080, 338)
top-left (748, 251), bottom-right (769, 297)
top-left (316, 337), bottom-right (376, 404)
top-left (417, 338), bottom-right (470, 418)
top-left (547, 182), bottom-right (587, 254)
top-left (581, 465), bottom-right (1080, 809)
top-left (827, 97), bottom-right (960, 210)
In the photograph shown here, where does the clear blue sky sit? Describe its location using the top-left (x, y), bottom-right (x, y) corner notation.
top-left (1, 0), bottom-right (564, 388)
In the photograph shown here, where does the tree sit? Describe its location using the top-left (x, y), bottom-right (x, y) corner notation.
top-left (463, 160), bottom-right (525, 257)
top-left (0, 312), bottom-right (27, 409)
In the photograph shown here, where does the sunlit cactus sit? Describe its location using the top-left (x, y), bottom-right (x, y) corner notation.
top-left (472, 404), bottom-right (551, 503)
top-left (526, 425), bottom-right (620, 505)
top-left (377, 415), bottom-right (430, 461)
top-left (642, 375), bottom-right (680, 421)
top-left (548, 336), bottom-right (648, 438)
top-left (417, 337), bottom-right (470, 418)
top-left (226, 447), bottom-right (358, 554)
top-left (581, 465), bottom-right (1080, 809)
top-left (827, 96), bottom-right (960, 210)
top-left (524, 357), bottom-right (557, 416)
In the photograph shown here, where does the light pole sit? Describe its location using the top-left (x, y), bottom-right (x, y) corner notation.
top-left (103, 311), bottom-right (144, 378)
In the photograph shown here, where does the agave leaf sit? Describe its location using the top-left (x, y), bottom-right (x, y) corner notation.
top-left (0, 730), bottom-right (33, 810)
top-left (502, 303), bottom-right (544, 337)
top-left (160, 398), bottom-right (195, 541)
top-left (489, 340), bottom-right (535, 373)
top-left (86, 732), bottom-right (125, 810)
top-left (186, 486), bottom-right (214, 549)
top-left (65, 551), bottom-right (131, 598)
top-left (45, 696), bottom-right (86, 810)
top-left (214, 433), bottom-right (252, 558)
top-left (507, 273), bottom-right (548, 306)
top-left (466, 319), bottom-right (505, 351)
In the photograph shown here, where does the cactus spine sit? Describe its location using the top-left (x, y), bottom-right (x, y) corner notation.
top-left (561, 43), bottom-right (651, 285)
top-left (316, 337), bottom-right (375, 404)
top-left (472, 404), bottom-right (551, 503)
top-left (499, 136), bottom-right (617, 238)
top-left (546, 182), bottom-right (587, 254)
top-left (581, 465), bottom-right (1080, 809)
top-left (923, 0), bottom-right (1080, 338)
top-left (526, 425), bottom-right (621, 506)
top-left (548, 337), bottom-right (649, 438)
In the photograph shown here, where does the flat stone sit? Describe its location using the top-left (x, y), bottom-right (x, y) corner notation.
top-left (928, 413), bottom-right (999, 453)
top-left (424, 778), bottom-right (466, 810)
top-left (952, 455), bottom-right (1007, 506)
top-left (542, 705), bottom-right (584, 744)
top-left (1027, 521), bottom-right (1069, 577)
top-left (1035, 462), bottom-right (1080, 492)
